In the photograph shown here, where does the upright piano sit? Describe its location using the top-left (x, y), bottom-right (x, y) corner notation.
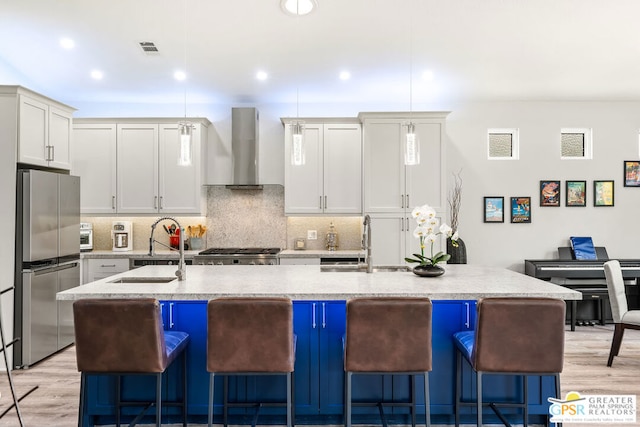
top-left (525, 247), bottom-right (640, 331)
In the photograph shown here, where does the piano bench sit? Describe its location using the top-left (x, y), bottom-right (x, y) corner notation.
top-left (569, 288), bottom-right (609, 332)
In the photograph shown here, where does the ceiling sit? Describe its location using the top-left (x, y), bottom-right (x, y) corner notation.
top-left (2, 0), bottom-right (640, 111)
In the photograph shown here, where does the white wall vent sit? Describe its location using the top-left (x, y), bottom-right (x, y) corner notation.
top-left (487, 128), bottom-right (519, 160)
top-left (139, 42), bottom-right (159, 53)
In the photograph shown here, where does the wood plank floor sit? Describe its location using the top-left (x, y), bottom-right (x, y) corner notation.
top-left (0, 325), bottom-right (638, 426)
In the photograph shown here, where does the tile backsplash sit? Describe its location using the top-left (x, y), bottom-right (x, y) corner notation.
top-left (82, 185), bottom-right (362, 251)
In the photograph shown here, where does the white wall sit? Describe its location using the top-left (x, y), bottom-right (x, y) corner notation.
top-left (72, 98), bottom-right (640, 272)
top-left (447, 101), bottom-right (640, 271)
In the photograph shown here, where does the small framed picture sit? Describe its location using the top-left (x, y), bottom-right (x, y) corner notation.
top-left (483, 196), bottom-right (504, 223)
top-left (594, 180), bottom-right (615, 206)
top-left (565, 180), bottom-right (587, 207)
top-left (511, 197), bottom-right (531, 223)
top-left (623, 161), bottom-right (640, 187)
top-left (540, 180), bottom-right (561, 207)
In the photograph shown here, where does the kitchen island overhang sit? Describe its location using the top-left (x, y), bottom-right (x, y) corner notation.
top-left (59, 265), bottom-right (580, 427)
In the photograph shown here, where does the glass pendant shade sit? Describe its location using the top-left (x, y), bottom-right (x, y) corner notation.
top-left (178, 122), bottom-right (193, 166)
top-left (404, 122), bottom-right (420, 165)
top-left (291, 121), bottom-right (306, 166)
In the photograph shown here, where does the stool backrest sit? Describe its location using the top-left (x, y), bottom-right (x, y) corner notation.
top-left (604, 260), bottom-right (627, 323)
top-left (207, 297), bottom-right (294, 373)
top-left (345, 297), bottom-right (432, 372)
top-left (73, 298), bottom-right (167, 373)
top-left (473, 297), bottom-right (565, 374)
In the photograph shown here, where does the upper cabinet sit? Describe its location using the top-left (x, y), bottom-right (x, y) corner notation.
top-left (72, 118), bottom-right (210, 215)
top-left (0, 86), bottom-right (75, 170)
top-left (360, 112), bottom-right (448, 214)
top-left (283, 119), bottom-right (362, 215)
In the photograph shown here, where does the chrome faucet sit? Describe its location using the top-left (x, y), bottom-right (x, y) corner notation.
top-left (361, 214), bottom-right (373, 273)
top-left (149, 216), bottom-right (186, 281)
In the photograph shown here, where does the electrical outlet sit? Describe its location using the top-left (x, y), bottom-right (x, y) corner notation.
top-left (307, 230), bottom-right (317, 240)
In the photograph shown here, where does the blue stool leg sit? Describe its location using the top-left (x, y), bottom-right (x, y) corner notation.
top-left (156, 373), bottom-right (162, 427)
top-left (477, 371), bottom-right (483, 427)
top-left (115, 374), bottom-right (121, 427)
top-left (423, 372), bottom-right (430, 427)
top-left (346, 372), bottom-right (352, 427)
top-left (208, 373), bottom-right (215, 427)
top-left (287, 372), bottom-right (293, 427)
top-left (183, 350), bottom-right (188, 427)
top-left (524, 375), bottom-right (529, 427)
top-left (455, 351), bottom-right (461, 427)
top-left (78, 373), bottom-right (86, 427)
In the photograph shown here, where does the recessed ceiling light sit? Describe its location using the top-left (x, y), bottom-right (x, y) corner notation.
top-left (256, 70), bottom-right (268, 81)
top-left (60, 38), bottom-right (75, 49)
top-left (339, 71), bottom-right (351, 81)
top-left (90, 70), bottom-right (103, 80)
top-left (422, 70), bottom-right (435, 81)
top-left (174, 70), bottom-right (187, 81)
top-left (280, 0), bottom-right (317, 16)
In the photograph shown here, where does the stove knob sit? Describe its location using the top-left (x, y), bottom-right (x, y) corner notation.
top-left (216, 261), bottom-right (224, 266)
top-left (208, 261), bottom-right (215, 266)
top-left (249, 261), bottom-right (256, 265)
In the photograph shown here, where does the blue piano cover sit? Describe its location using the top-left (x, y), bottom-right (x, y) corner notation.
top-left (570, 236), bottom-right (597, 260)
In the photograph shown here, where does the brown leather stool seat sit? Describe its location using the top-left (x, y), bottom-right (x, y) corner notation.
top-left (73, 298), bottom-right (190, 427)
top-left (344, 297), bottom-right (433, 427)
top-left (452, 297), bottom-right (565, 427)
top-left (207, 297), bottom-right (296, 427)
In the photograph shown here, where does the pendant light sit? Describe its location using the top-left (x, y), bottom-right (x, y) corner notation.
top-left (177, 0), bottom-right (192, 167)
top-left (404, 0), bottom-right (420, 166)
top-left (290, 1), bottom-right (305, 166)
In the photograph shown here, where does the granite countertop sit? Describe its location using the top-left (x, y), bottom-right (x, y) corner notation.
top-left (83, 249), bottom-right (364, 260)
top-left (81, 250), bottom-right (200, 259)
top-left (58, 264), bottom-right (582, 301)
top-left (279, 249), bottom-right (365, 258)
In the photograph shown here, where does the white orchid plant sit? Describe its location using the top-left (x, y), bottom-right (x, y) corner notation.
top-left (404, 204), bottom-right (459, 267)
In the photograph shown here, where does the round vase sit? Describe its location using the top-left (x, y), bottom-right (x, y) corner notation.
top-left (412, 264), bottom-right (445, 277)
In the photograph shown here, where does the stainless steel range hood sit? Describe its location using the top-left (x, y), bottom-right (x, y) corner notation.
top-left (227, 107), bottom-right (262, 190)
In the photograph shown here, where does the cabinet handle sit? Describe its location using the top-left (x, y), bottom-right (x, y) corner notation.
top-left (112, 196), bottom-right (116, 210)
top-left (401, 194), bottom-right (404, 209)
top-left (312, 303), bottom-right (317, 329)
top-left (319, 196), bottom-right (323, 210)
top-left (464, 302), bottom-right (470, 329)
top-left (100, 264), bottom-right (116, 268)
top-left (400, 217), bottom-right (404, 232)
top-left (406, 194), bottom-right (409, 208)
top-left (169, 302), bottom-right (175, 329)
top-left (159, 196), bottom-right (164, 210)
top-left (322, 302), bottom-right (326, 328)
top-left (160, 303), bottom-right (165, 328)
top-left (154, 196), bottom-right (158, 209)
top-left (324, 195), bottom-right (327, 210)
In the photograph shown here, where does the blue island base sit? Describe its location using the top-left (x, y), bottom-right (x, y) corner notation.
top-left (81, 301), bottom-right (555, 426)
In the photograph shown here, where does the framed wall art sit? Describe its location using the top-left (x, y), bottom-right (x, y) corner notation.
top-left (510, 197), bottom-right (531, 223)
top-left (594, 180), bottom-right (614, 207)
top-left (624, 160), bottom-right (640, 187)
top-left (483, 196), bottom-right (504, 223)
top-left (565, 180), bottom-right (587, 207)
top-left (540, 180), bottom-right (560, 206)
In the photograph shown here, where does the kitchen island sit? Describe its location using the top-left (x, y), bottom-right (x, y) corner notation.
top-left (58, 265), bottom-right (580, 426)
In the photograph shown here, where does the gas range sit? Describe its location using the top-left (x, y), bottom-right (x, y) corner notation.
top-left (193, 247), bottom-right (281, 265)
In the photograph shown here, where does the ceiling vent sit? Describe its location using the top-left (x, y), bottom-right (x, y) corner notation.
top-left (139, 42), bottom-right (159, 54)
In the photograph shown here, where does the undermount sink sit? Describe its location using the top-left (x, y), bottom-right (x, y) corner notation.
top-left (320, 265), bottom-right (410, 273)
top-left (109, 276), bottom-right (177, 284)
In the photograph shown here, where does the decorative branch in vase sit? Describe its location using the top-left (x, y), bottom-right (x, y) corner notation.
top-left (447, 170), bottom-right (467, 264)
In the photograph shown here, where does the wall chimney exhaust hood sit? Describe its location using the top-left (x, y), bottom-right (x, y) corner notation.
top-left (227, 107), bottom-right (262, 190)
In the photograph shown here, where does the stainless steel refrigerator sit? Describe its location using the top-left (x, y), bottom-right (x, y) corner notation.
top-left (14, 169), bottom-right (80, 368)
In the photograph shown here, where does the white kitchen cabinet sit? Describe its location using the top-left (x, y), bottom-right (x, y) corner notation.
top-left (73, 118), bottom-right (209, 215)
top-left (360, 112), bottom-right (449, 265)
top-left (84, 258), bottom-right (129, 284)
top-left (0, 86), bottom-right (74, 170)
top-left (71, 123), bottom-right (117, 213)
top-left (283, 119), bottom-right (362, 215)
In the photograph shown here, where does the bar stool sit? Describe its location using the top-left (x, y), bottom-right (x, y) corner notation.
top-left (73, 298), bottom-right (190, 427)
top-left (344, 297), bottom-right (432, 427)
top-left (453, 297), bottom-right (565, 427)
top-left (207, 297), bottom-right (296, 427)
